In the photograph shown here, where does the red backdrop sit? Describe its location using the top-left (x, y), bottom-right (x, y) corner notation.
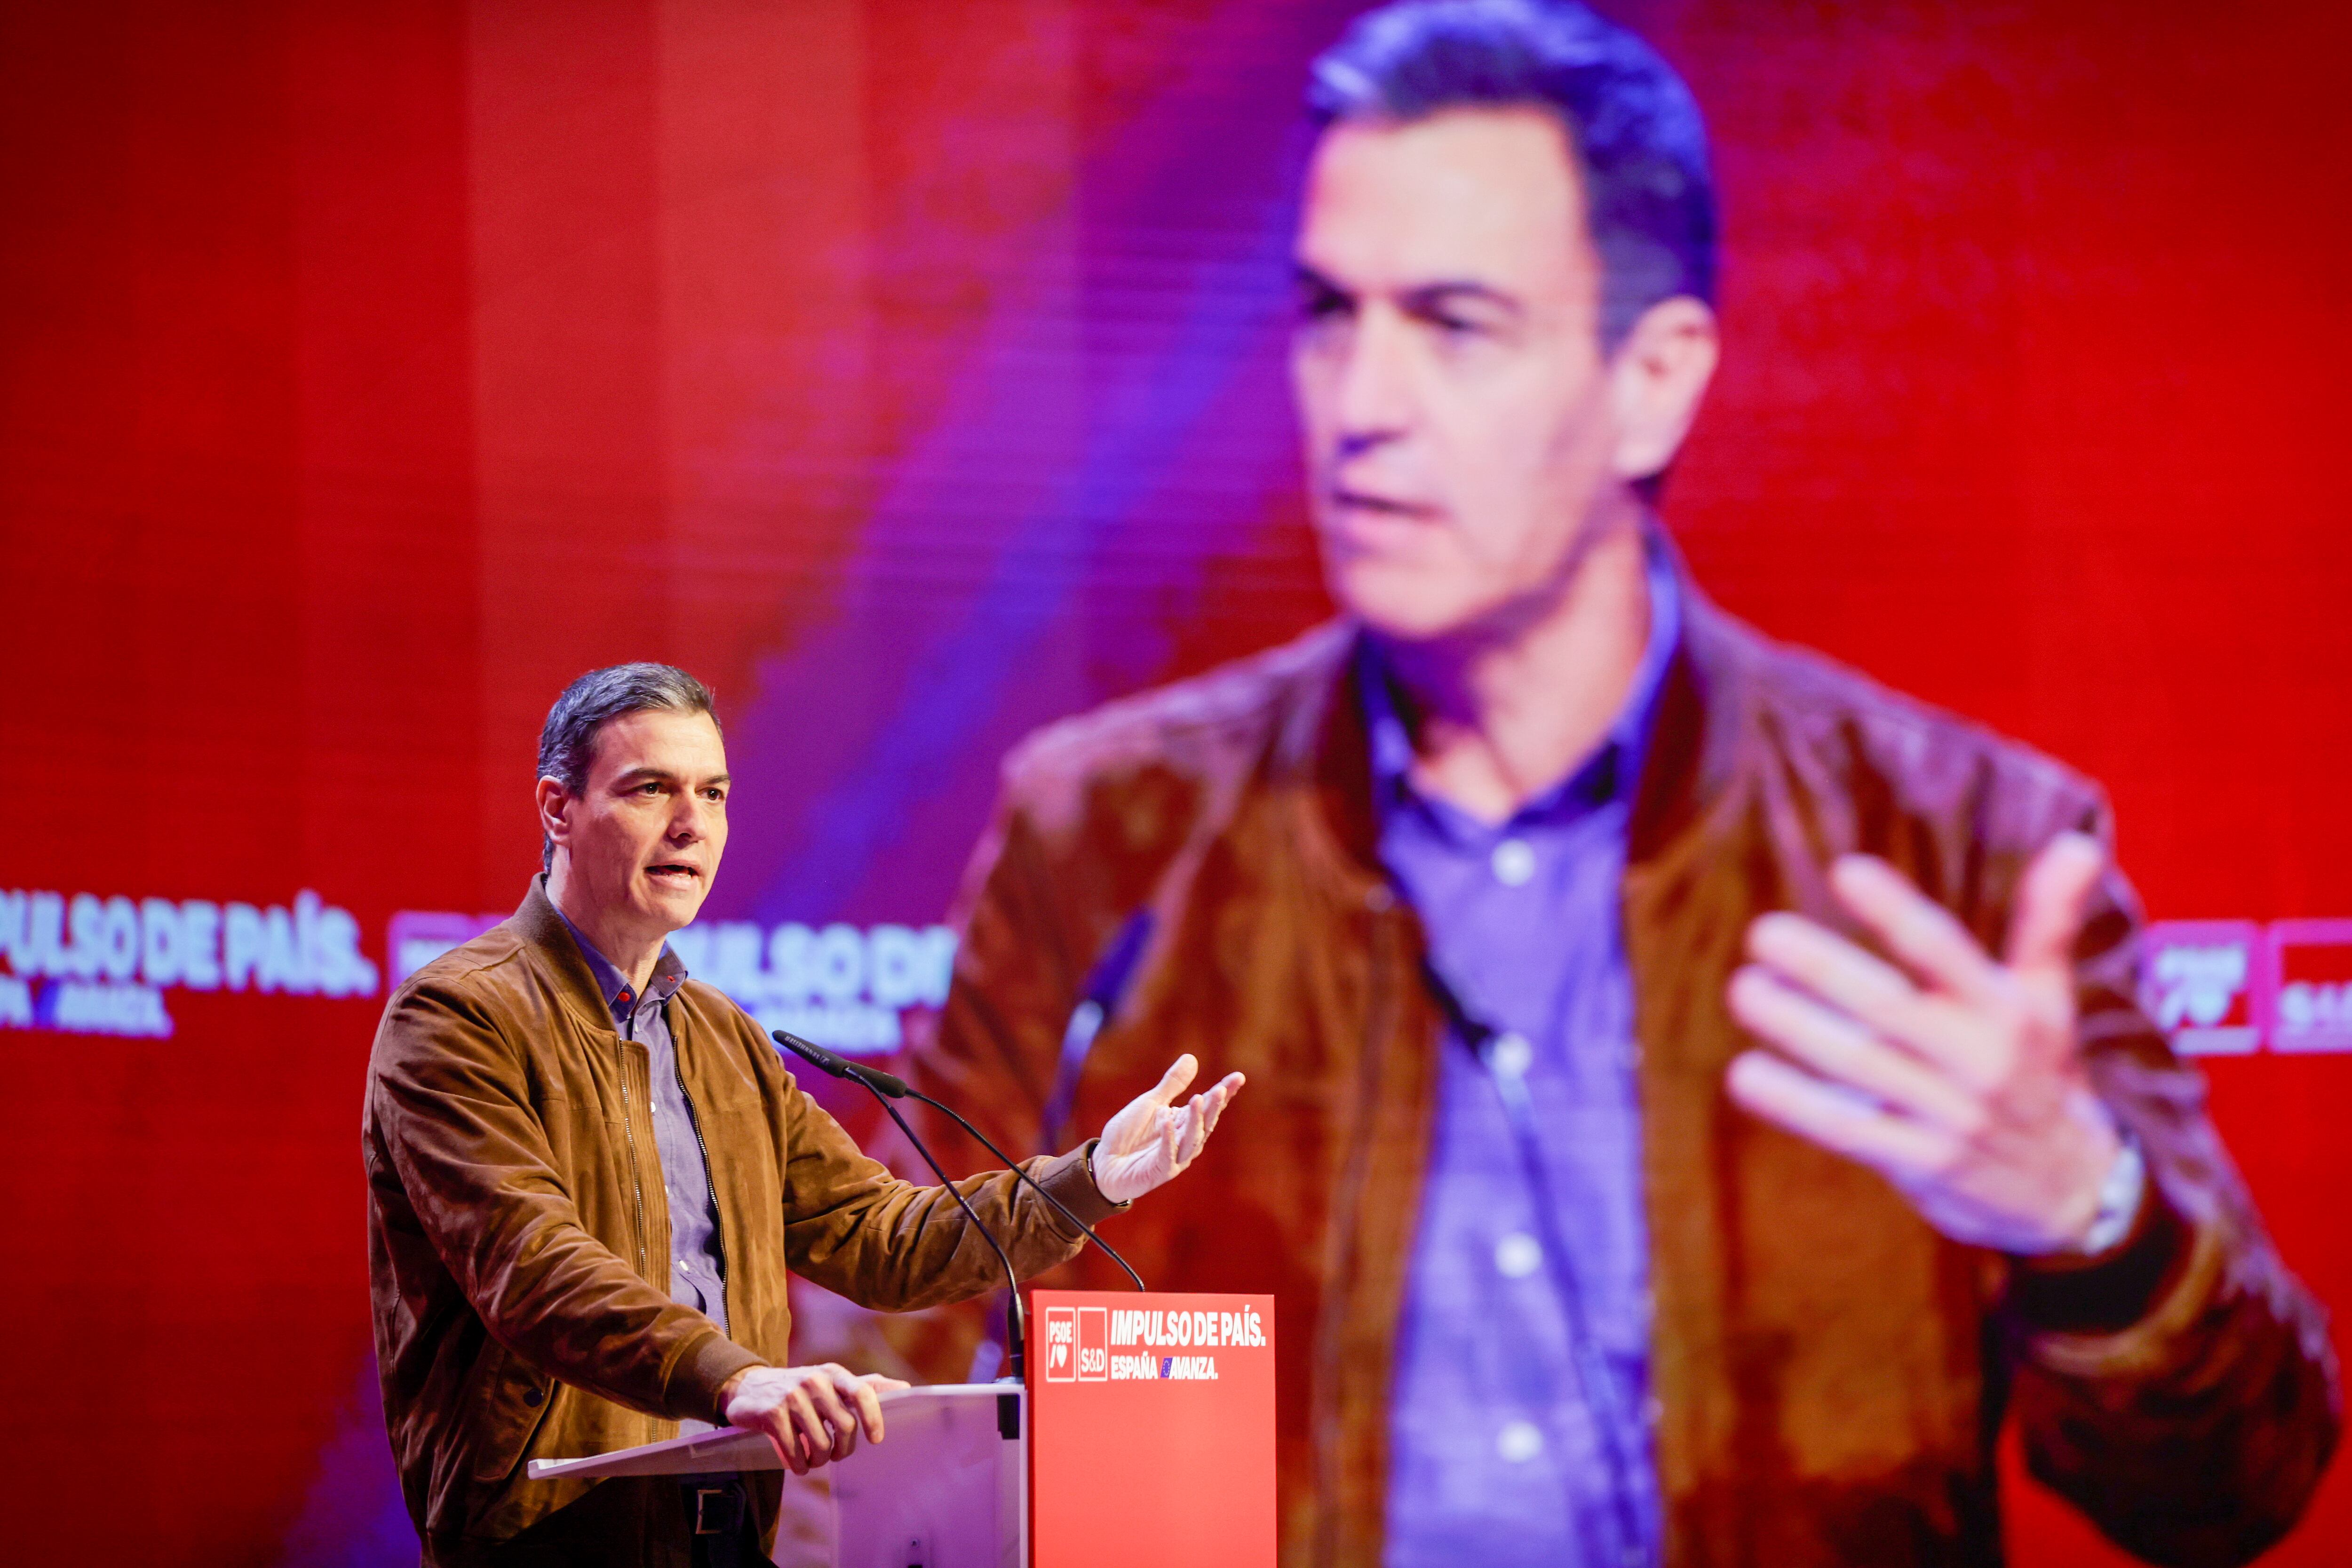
top-left (1, 1), bottom-right (2345, 1562)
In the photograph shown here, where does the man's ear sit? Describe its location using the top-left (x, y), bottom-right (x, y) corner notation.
top-left (1605, 295), bottom-right (1719, 481)
top-left (535, 776), bottom-right (573, 854)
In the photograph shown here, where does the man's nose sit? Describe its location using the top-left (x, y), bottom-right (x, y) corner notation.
top-left (1332, 308), bottom-right (1415, 451)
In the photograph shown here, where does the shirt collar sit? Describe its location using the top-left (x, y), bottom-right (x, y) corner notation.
top-left (1360, 539), bottom-right (1683, 823)
top-left (547, 886), bottom-right (688, 1018)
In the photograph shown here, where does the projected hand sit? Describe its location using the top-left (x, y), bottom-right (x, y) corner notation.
top-left (1724, 832), bottom-right (2125, 1255)
top-left (1090, 1054), bottom-right (1247, 1205)
top-left (719, 1363), bottom-right (908, 1474)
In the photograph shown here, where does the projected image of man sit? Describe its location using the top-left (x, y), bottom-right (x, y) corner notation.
top-left (909, 4), bottom-right (2339, 1566)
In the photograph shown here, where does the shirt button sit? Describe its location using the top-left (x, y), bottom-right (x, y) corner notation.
top-left (1491, 838), bottom-right (1536, 886)
top-left (1489, 1030), bottom-right (1534, 1078)
top-left (1494, 1232), bottom-right (1542, 1279)
top-left (1496, 1420), bottom-right (1545, 1463)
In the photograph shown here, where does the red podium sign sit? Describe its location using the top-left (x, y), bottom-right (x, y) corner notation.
top-left (1028, 1290), bottom-right (1276, 1568)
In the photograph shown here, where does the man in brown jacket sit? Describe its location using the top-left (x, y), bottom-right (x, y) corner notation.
top-left (365, 662), bottom-right (1242, 1566)
top-left (906, 3), bottom-right (2339, 1565)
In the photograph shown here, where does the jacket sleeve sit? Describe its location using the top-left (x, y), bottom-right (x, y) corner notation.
top-left (369, 975), bottom-right (763, 1425)
top-left (773, 1065), bottom-right (1123, 1311)
top-left (2002, 805), bottom-right (2341, 1567)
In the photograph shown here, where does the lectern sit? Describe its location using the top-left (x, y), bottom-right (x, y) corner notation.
top-left (525, 1290), bottom-right (1273, 1568)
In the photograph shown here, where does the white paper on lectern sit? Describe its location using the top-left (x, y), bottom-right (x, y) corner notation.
top-left (524, 1383), bottom-right (1009, 1480)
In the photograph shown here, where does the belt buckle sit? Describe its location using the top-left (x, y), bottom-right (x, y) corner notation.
top-left (691, 1484), bottom-right (742, 1536)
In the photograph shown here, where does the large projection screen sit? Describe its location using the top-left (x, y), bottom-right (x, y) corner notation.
top-left (1, 3), bottom-right (2346, 1564)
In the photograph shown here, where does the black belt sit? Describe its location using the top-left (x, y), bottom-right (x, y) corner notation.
top-left (681, 1476), bottom-right (754, 1568)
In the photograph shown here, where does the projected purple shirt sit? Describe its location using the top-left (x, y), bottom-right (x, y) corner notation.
top-left (1368, 555), bottom-right (1677, 1568)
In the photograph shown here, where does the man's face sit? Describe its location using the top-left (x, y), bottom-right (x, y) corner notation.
top-left (1291, 107), bottom-right (1626, 641)
top-left (544, 708), bottom-right (730, 942)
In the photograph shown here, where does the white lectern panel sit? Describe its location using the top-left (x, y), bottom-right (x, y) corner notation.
top-left (526, 1384), bottom-right (1025, 1568)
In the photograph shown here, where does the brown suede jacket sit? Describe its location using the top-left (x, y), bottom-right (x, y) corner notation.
top-left (364, 880), bottom-right (1116, 1564)
top-left (909, 576), bottom-right (2340, 1567)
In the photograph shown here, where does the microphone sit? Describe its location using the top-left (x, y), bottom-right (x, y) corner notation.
top-left (774, 1029), bottom-right (911, 1099)
top-left (774, 1029), bottom-right (1143, 1290)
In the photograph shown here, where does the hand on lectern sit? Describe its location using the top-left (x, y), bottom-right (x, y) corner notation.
top-left (1089, 1053), bottom-right (1247, 1205)
top-left (719, 1363), bottom-right (910, 1474)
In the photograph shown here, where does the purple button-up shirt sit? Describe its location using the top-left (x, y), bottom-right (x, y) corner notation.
top-left (555, 902), bottom-right (730, 1337)
top-left (1373, 557), bottom-right (1678, 1568)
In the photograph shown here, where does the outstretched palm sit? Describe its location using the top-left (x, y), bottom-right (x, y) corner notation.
top-left (1091, 1054), bottom-right (1247, 1205)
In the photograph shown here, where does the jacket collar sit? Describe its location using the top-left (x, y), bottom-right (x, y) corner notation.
top-left (550, 896), bottom-right (689, 1018)
top-left (1626, 564), bottom-right (1758, 871)
top-left (511, 875), bottom-right (638, 1039)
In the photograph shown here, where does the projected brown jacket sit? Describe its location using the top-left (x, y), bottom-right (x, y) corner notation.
top-left (911, 579), bottom-right (2340, 1568)
top-left (363, 881), bottom-right (1115, 1565)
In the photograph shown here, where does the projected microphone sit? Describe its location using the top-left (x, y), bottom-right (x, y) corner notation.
top-left (1041, 910), bottom-right (1155, 1147)
top-left (774, 1029), bottom-right (1144, 1291)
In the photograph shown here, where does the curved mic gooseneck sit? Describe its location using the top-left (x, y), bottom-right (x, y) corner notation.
top-left (870, 1090), bottom-right (1029, 1381)
top-left (906, 1086), bottom-right (1147, 1293)
top-left (772, 1029), bottom-right (1151, 1385)
top-left (774, 1028), bottom-right (1027, 1380)
top-left (773, 1029), bottom-right (1145, 1291)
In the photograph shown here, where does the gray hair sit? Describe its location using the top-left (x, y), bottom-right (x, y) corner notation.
top-left (536, 663), bottom-right (719, 870)
top-left (1307, 0), bottom-right (1716, 350)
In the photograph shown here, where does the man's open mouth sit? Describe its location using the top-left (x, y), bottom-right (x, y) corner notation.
top-left (1331, 488), bottom-right (1419, 514)
top-left (645, 863), bottom-right (701, 884)
top-left (1327, 486), bottom-right (1441, 525)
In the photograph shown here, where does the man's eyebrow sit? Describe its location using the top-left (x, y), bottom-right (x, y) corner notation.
top-left (1398, 279), bottom-right (1524, 317)
top-left (608, 765), bottom-right (730, 789)
top-left (1293, 261), bottom-right (1353, 298)
top-left (1292, 265), bottom-right (1524, 318)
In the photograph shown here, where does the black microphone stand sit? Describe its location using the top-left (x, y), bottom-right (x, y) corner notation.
top-left (775, 1030), bottom-right (1144, 1288)
top-left (904, 1086), bottom-right (1146, 1291)
top-left (773, 1030), bottom-right (1151, 1384)
top-left (864, 1089), bottom-right (1030, 1382)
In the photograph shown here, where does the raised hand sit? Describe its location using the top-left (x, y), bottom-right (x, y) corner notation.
top-left (1724, 831), bottom-right (2122, 1254)
top-left (718, 1363), bottom-right (909, 1474)
top-left (1090, 1054), bottom-right (1247, 1205)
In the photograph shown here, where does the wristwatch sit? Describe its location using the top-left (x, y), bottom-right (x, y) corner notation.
top-left (2076, 1131), bottom-right (2146, 1257)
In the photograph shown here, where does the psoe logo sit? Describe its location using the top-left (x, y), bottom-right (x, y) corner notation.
top-left (1041, 1306), bottom-right (1078, 1384)
top-left (2141, 922), bottom-right (2262, 1056)
top-left (2270, 921), bottom-right (2352, 1055)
